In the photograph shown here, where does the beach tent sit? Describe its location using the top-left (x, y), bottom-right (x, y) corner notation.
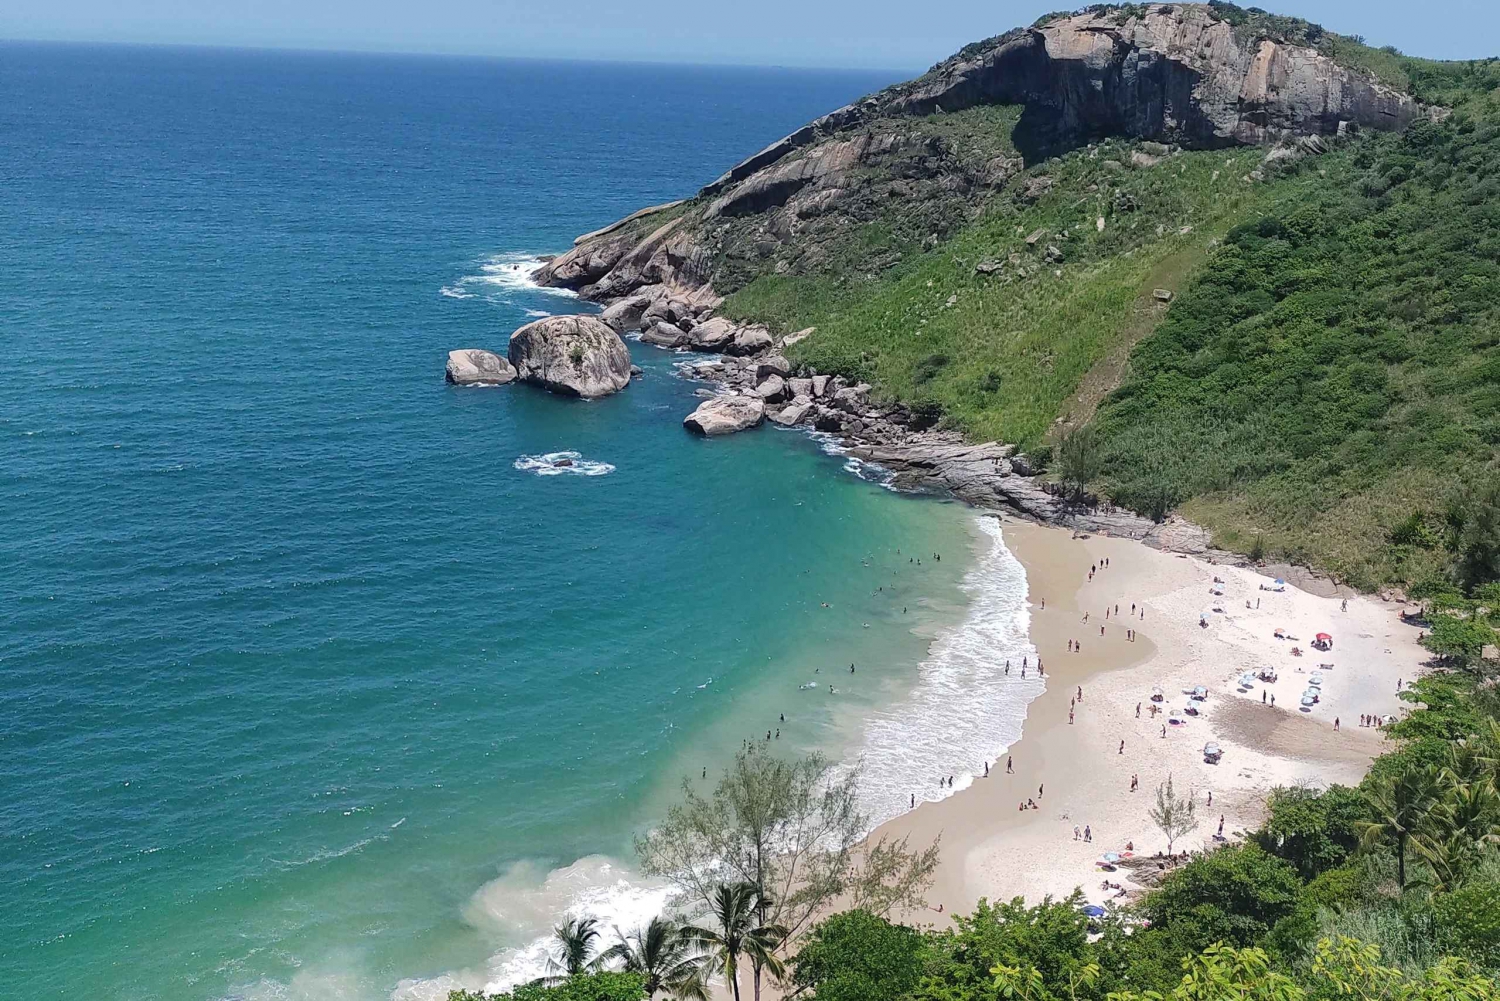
top-left (1204, 741), bottom-right (1223, 763)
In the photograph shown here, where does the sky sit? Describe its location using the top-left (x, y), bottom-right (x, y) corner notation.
top-left (2, 0), bottom-right (1496, 71)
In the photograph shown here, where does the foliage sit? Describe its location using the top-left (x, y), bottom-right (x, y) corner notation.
top-left (1093, 112), bottom-right (1500, 589)
top-left (635, 747), bottom-right (938, 950)
top-left (1150, 775), bottom-right (1200, 854)
top-left (447, 972), bottom-right (648, 1001)
top-left (789, 909), bottom-right (929, 1001)
top-left (1255, 785), bottom-right (1368, 879)
top-left (598, 917), bottom-right (707, 999)
top-left (679, 882), bottom-right (786, 1001)
top-left (1059, 425), bottom-right (1105, 500)
top-left (550, 917), bottom-right (605, 978)
top-left (1143, 845), bottom-right (1304, 949)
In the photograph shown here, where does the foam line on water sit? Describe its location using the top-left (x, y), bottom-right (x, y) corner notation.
top-left (513, 451), bottom-right (615, 477)
top-left (853, 516), bottom-right (1042, 826)
top-left (390, 856), bottom-right (673, 1001)
top-left (440, 252), bottom-right (581, 304)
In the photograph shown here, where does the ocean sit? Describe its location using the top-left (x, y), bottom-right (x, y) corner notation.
top-left (0, 43), bottom-right (1039, 1001)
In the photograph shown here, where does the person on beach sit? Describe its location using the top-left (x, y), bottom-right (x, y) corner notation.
top-left (1100, 625), bottom-right (1105, 636)
top-left (911, 793), bottom-right (915, 808)
top-left (1161, 725), bottom-right (1167, 738)
top-left (1262, 690), bottom-right (1267, 704)
top-left (1074, 826), bottom-right (1082, 840)
top-left (1022, 667), bottom-right (1027, 678)
top-left (1271, 694), bottom-right (1276, 706)
top-left (1084, 825), bottom-right (1092, 842)
top-left (1119, 740), bottom-right (1125, 754)
top-left (1207, 791), bottom-right (1213, 807)
top-left (985, 761), bottom-right (990, 777)
top-left (1038, 783), bottom-right (1044, 797)
top-left (1217, 815), bottom-right (1225, 837)
top-left (1334, 717), bottom-right (1340, 731)
top-left (703, 767), bottom-right (707, 779)
top-left (1130, 774), bottom-right (1138, 792)
top-left (1007, 756), bottom-right (1013, 773)
top-left (1136, 702), bottom-right (1141, 718)
top-left (1069, 710), bottom-right (1075, 725)
top-left (1077, 686), bottom-right (1083, 701)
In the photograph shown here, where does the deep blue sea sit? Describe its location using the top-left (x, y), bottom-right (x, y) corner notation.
top-left (0, 43), bottom-right (1041, 1001)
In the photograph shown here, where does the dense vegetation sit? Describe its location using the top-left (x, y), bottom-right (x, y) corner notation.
top-left (451, 668), bottom-right (1500, 1001)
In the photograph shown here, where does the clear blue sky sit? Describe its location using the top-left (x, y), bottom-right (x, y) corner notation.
top-left (2, 0), bottom-right (1495, 70)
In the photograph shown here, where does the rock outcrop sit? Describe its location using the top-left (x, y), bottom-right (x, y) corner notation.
top-left (535, 4), bottom-right (1421, 308)
top-left (507, 315), bottom-right (633, 398)
top-left (683, 395), bottom-right (765, 436)
top-left (445, 349), bottom-right (516, 386)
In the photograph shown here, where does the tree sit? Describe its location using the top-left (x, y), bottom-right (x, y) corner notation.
top-left (679, 883), bottom-right (786, 1001)
top-left (1255, 785), bottom-right (1368, 879)
top-left (789, 909), bottom-right (927, 1001)
top-left (1143, 845), bottom-right (1303, 948)
top-left (599, 918), bottom-right (707, 1000)
top-left (1358, 765), bottom-right (1441, 890)
top-left (635, 748), bottom-right (938, 999)
top-left (447, 971), bottom-right (648, 1001)
top-left (1150, 775), bottom-right (1199, 854)
top-left (1057, 425), bottom-right (1104, 501)
top-left (548, 918), bottom-right (605, 980)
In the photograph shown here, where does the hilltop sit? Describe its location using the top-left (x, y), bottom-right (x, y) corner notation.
top-left (534, 1), bottom-right (1500, 595)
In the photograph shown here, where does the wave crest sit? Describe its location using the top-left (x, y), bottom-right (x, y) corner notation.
top-left (441, 253), bottom-right (580, 305)
top-left (513, 452), bottom-right (615, 477)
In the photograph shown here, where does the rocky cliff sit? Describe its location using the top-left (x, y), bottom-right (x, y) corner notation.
top-left (534, 3), bottom-right (1421, 307)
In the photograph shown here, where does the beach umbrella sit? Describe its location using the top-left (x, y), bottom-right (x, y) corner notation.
top-left (1191, 685), bottom-right (1208, 698)
top-left (1238, 673), bottom-right (1256, 687)
top-left (1309, 672), bottom-right (1324, 686)
top-left (1275, 578), bottom-right (1285, 585)
top-left (1100, 852), bottom-right (1121, 863)
top-left (1300, 695), bottom-right (1317, 707)
top-left (1204, 742), bottom-right (1222, 755)
top-left (1151, 686), bottom-right (1164, 701)
top-left (1316, 632), bottom-right (1332, 643)
top-left (1081, 904), bottom-right (1107, 917)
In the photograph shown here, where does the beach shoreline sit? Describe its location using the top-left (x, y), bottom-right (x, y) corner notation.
top-left (868, 515), bottom-right (1427, 920)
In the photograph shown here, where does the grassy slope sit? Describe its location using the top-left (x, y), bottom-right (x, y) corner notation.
top-left (724, 136), bottom-right (1326, 447)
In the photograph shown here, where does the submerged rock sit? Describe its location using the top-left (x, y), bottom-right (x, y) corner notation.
top-left (445, 349), bottom-right (516, 386)
top-left (683, 395), bottom-right (765, 436)
top-left (507, 315), bottom-right (632, 398)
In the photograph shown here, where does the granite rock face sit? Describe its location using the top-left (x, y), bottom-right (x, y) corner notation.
top-left (507, 315), bottom-right (632, 398)
top-left (535, 4), bottom-right (1420, 306)
top-left (445, 349), bottom-right (516, 386)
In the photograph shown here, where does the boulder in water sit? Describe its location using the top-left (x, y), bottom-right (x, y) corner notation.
top-left (507, 315), bottom-right (632, 398)
top-left (446, 349), bottom-right (516, 386)
top-left (684, 395), bottom-right (765, 436)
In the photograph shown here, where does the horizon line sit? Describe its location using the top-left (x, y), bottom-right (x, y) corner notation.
top-left (0, 34), bottom-right (924, 76)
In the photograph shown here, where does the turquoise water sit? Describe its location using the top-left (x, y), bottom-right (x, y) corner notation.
top-left (0, 44), bottom-right (1045, 1001)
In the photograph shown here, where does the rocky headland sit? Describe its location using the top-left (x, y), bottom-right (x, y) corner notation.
top-left (512, 4), bottom-right (1436, 576)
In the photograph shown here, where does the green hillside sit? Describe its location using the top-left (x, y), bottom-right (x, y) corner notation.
top-left (717, 27), bottom-right (1500, 595)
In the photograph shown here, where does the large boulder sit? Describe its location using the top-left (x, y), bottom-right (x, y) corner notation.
top-left (684, 395), bottom-right (765, 436)
top-left (727, 325), bottom-right (774, 357)
top-left (769, 398), bottom-right (814, 426)
top-left (756, 374), bottom-right (788, 402)
top-left (686, 316), bottom-right (737, 352)
top-left (507, 315), bottom-right (632, 398)
top-left (756, 355), bottom-right (792, 380)
top-left (641, 321), bottom-right (690, 349)
top-left (599, 293), bottom-right (655, 333)
top-left (446, 349), bottom-right (516, 386)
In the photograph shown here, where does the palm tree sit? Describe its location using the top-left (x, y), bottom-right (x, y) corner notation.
top-left (680, 883), bottom-right (786, 1001)
top-left (547, 916), bottom-right (603, 979)
top-left (1358, 765), bottom-right (1440, 890)
top-left (600, 917), bottom-right (708, 1000)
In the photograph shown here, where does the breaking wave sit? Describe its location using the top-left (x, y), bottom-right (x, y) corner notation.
top-left (513, 451), bottom-right (615, 477)
top-left (440, 253), bottom-right (580, 305)
top-left (853, 516), bottom-right (1042, 825)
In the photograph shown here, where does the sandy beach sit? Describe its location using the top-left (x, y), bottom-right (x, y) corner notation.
top-left (873, 516), bottom-right (1428, 918)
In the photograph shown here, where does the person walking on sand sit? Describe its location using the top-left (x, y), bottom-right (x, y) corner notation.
top-left (985, 761), bottom-right (990, 777)
top-left (1084, 825), bottom-right (1092, 842)
top-left (1077, 686), bottom-right (1083, 701)
top-left (1130, 774), bottom-right (1138, 792)
top-left (1161, 725), bottom-right (1167, 739)
top-left (1074, 826), bottom-right (1081, 841)
top-left (1262, 690), bottom-right (1266, 704)
top-left (911, 793), bottom-right (915, 809)
top-left (1217, 815), bottom-right (1225, 837)
top-left (1069, 710), bottom-right (1075, 725)
top-left (1038, 783), bottom-right (1044, 798)
top-left (1271, 694), bottom-right (1276, 707)
top-left (1207, 791), bottom-right (1212, 807)
top-left (1136, 702), bottom-right (1141, 718)
top-left (1119, 740), bottom-right (1125, 754)
top-left (1334, 717), bottom-right (1340, 731)
top-left (1007, 756), bottom-right (1013, 773)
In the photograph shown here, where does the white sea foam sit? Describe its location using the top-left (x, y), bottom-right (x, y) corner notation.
top-left (441, 252), bottom-right (580, 305)
top-left (513, 451), bottom-right (615, 477)
top-left (853, 516), bottom-right (1042, 827)
top-left (391, 856), bottom-right (674, 1001)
